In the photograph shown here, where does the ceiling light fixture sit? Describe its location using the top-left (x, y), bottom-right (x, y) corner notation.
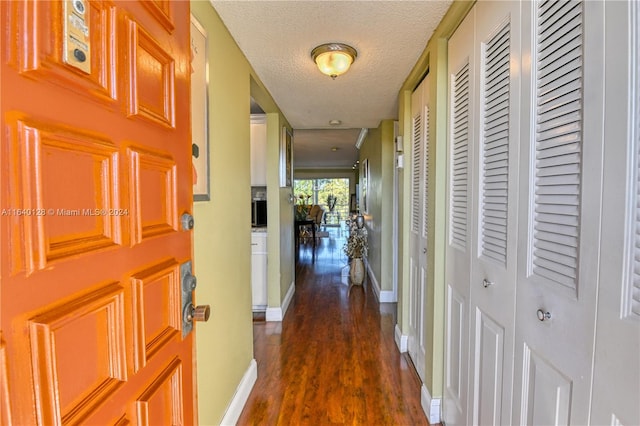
top-left (311, 43), bottom-right (357, 79)
top-left (329, 119), bottom-right (342, 126)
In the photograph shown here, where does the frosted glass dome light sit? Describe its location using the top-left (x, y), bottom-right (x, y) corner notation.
top-left (311, 43), bottom-right (357, 79)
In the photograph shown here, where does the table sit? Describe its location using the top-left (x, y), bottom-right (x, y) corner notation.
top-left (294, 219), bottom-right (316, 246)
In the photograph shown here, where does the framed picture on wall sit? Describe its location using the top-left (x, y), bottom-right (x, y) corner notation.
top-left (361, 158), bottom-right (369, 213)
top-left (191, 15), bottom-right (210, 201)
top-left (280, 127), bottom-right (293, 187)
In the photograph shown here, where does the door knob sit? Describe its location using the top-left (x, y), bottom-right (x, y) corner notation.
top-left (422, 248), bottom-right (427, 254)
top-left (536, 309), bottom-right (551, 322)
top-left (184, 304), bottom-right (211, 323)
top-left (482, 279), bottom-right (494, 288)
top-left (181, 213), bottom-right (194, 230)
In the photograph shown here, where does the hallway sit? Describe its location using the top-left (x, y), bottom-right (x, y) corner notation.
top-left (238, 227), bottom-right (432, 425)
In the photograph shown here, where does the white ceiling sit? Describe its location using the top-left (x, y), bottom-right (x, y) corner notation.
top-left (210, 0), bottom-right (452, 168)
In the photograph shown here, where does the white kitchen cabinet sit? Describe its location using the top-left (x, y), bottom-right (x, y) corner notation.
top-left (250, 114), bottom-right (267, 186)
top-left (251, 231), bottom-right (267, 311)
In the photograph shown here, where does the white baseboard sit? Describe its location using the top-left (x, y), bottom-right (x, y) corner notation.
top-left (281, 280), bottom-right (295, 317)
top-left (220, 359), bottom-right (257, 426)
top-left (366, 261), bottom-right (396, 302)
top-left (394, 324), bottom-right (408, 353)
top-left (379, 290), bottom-right (395, 303)
top-left (265, 307), bottom-right (281, 322)
top-left (266, 280), bottom-right (295, 322)
top-left (420, 385), bottom-right (441, 424)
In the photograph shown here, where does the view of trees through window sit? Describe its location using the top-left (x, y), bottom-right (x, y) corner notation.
top-left (293, 178), bottom-right (350, 225)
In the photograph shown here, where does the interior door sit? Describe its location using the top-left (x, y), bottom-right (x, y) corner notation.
top-left (408, 75), bottom-right (429, 381)
top-left (468, 1), bottom-right (520, 425)
top-left (0, 1), bottom-right (196, 424)
top-left (513, 1), bottom-right (604, 424)
top-left (444, 8), bottom-right (475, 425)
top-left (590, 1), bottom-right (640, 424)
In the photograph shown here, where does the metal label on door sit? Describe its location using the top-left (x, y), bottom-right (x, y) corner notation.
top-left (63, 0), bottom-right (91, 74)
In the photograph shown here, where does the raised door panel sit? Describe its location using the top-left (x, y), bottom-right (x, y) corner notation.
top-left (445, 284), bottom-right (466, 422)
top-left (7, 119), bottom-right (121, 275)
top-left (472, 310), bottom-right (504, 426)
top-left (134, 359), bottom-right (184, 426)
top-left (5, 0), bottom-right (117, 104)
top-left (124, 17), bottom-right (175, 128)
top-left (141, 0), bottom-right (174, 33)
top-left (126, 146), bottom-right (178, 245)
top-left (408, 257), bottom-right (418, 361)
top-left (0, 337), bottom-right (11, 425)
top-left (28, 283), bottom-right (127, 425)
top-left (131, 260), bottom-right (181, 371)
top-left (522, 346), bottom-right (571, 426)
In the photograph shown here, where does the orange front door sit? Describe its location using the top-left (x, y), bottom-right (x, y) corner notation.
top-left (1, 1), bottom-right (196, 424)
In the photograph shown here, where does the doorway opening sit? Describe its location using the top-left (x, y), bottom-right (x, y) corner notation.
top-left (293, 178), bottom-right (350, 226)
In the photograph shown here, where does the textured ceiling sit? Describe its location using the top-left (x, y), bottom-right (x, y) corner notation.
top-left (294, 128), bottom-right (362, 168)
top-left (211, 0), bottom-right (452, 168)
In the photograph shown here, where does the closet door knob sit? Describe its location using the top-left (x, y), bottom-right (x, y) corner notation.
top-left (536, 309), bottom-right (551, 322)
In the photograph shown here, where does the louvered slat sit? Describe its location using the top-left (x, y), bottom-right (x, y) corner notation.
top-left (412, 113), bottom-right (421, 233)
top-left (481, 22), bottom-right (510, 265)
top-left (450, 62), bottom-right (470, 250)
top-left (423, 105), bottom-right (430, 241)
top-left (532, 0), bottom-right (583, 290)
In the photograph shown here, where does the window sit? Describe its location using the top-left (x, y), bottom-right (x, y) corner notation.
top-left (293, 178), bottom-right (350, 225)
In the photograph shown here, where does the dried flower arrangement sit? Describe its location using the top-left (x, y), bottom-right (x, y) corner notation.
top-left (344, 230), bottom-right (368, 259)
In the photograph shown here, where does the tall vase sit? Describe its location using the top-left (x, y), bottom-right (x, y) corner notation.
top-left (350, 257), bottom-right (365, 285)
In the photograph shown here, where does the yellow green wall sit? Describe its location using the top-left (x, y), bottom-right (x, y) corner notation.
top-left (266, 113), bottom-right (294, 309)
top-left (397, 0), bottom-right (475, 399)
top-left (358, 120), bottom-right (395, 293)
top-left (190, 3), bottom-right (291, 424)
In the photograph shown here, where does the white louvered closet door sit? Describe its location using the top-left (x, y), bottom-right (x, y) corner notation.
top-left (513, 1), bottom-right (605, 424)
top-left (408, 74), bottom-right (429, 382)
top-left (468, 1), bottom-right (521, 425)
top-left (590, 1), bottom-right (640, 424)
top-left (444, 8), bottom-right (475, 426)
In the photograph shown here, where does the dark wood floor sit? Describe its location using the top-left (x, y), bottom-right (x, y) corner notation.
top-left (238, 227), bottom-right (432, 425)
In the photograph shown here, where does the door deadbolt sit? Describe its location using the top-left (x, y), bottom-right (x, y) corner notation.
top-left (181, 213), bottom-right (194, 231)
top-left (183, 273), bottom-right (197, 292)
